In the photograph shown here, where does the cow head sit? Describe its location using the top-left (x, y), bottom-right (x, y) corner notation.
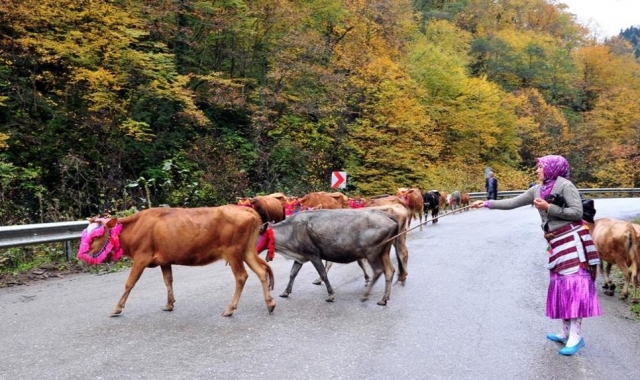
top-left (77, 217), bottom-right (124, 265)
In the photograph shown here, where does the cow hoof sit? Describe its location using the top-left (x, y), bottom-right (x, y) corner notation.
top-left (162, 305), bottom-right (174, 311)
top-left (110, 309), bottom-right (122, 317)
top-left (312, 279), bottom-right (322, 285)
top-left (377, 300), bottom-right (388, 306)
top-left (267, 303), bottom-right (276, 314)
top-left (279, 292), bottom-right (290, 298)
top-left (631, 299), bottom-right (639, 305)
top-left (604, 290), bottom-right (614, 296)
top-left (325, 295), bottom-right (336, 302)
top-left (221, 310), bottom-right (234, 317)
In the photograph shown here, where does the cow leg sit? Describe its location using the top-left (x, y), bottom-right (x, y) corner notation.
top-left (433, 207), bottom-right (439, 223)
top-left (313, 260), bottom-right (334, 285)
top-left (160, 265), bottom-right (175, 311)
top-left (281, 261), bottom-right (304, 298)
top-left (393, 236), bottom-right (409, 285)
top-left (243, 251), bottom-right (276, 315)
top-left (308, 258), bottom-right (336, 302)
top-left (617, 261), bottom-right (632, 300)
top-left (221, 257), bottom-right (249, 317)
top-left (356, 259), bottom-right (370, 287)
top-left (111, 260), bottom-right (148, 316)
top-left (378, 247), bottom-right (396, 306)
top-left (631, 261), bottom-right (639, 304)
top-left (600, 262), bottom-right (614, 296)
top-left (362, 258), bottom-right (385, 304)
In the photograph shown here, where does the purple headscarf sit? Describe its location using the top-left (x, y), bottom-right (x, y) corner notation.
top-left (537, 155), bottom-right (570, 200)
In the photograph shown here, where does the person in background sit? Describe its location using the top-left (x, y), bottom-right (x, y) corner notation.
top-left (486, 171), bottom-right (498, 200)
top-left (472, 155), bottom-right (601, 356)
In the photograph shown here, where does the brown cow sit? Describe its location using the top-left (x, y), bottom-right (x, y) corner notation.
top-left (299, 191), bottom-right (346, 210)
top-left (460, 192), bottom-right (470, 210)
top-left (397, 188), bottom-right (425, 230)
top-left (76, 206), bottom-right (276, 317)
top-left (584, 217), bottom-right (639, 303)
top-left (250, 195), bottom-right (286, 224)
top-left (439, 191), bottom-right (448, 213)
top-left (266, 192), bottom-right (288, 205)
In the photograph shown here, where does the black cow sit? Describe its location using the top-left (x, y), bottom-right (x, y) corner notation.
top-left (257, 209), bottom-right (400, 306)
top-left (422, 190), bottom-right (440, 223)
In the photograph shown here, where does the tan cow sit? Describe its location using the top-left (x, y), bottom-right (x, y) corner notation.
top-left (77, 206), bottom-right (276, 317)
top-left (299, 191), bottom-right (346, 210)
top-left (584, 217), bottom-right (639, 303)
top-left (250, 195), bottom-right (286, 224)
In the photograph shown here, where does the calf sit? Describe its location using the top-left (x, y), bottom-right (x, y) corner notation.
top-left (77, 206), bottom-right (276, 317)
top-left (257, 209), bottom-right (400, 305)
top-left (584, 217), bottom-right (639, 303)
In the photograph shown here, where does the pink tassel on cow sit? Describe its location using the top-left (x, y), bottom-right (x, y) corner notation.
top-left (77, 221), bottom-right (124, 265)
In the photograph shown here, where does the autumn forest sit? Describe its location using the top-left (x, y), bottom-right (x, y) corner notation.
top-left (1, 0), bottom-right (640, 225)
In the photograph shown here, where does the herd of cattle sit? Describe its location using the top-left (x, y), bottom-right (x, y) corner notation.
top-left (78, 189), bottom-right (640, 317)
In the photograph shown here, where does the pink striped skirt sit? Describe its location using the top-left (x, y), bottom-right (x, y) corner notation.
top-left (546, 268), bottom-right (602, 319)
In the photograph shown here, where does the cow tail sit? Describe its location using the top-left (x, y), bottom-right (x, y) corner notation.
top-left (625, 229), bottom-right (636, 264)
top-left (256, 255), bottom-right (275, 290)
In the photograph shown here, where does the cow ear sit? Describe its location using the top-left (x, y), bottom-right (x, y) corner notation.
top-left (106, 217), bottom-right (118, 228)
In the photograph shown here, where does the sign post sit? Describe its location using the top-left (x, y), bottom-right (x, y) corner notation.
top-left (331, 171), bottom-right (347, 189)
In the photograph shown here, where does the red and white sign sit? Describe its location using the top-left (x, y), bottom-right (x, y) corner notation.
top-left (331, 171), bottom-right (347, 189)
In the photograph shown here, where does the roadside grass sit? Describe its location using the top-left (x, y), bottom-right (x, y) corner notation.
top-left (0, 241), bottom-right (132, 287)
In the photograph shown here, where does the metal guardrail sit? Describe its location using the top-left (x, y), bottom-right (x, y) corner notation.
top-left (1, 188), bottom-right (639, 259)
top-left (0, 221), bottom-right (89, 259)
top-left (467, 187), bottom-right (640, 199)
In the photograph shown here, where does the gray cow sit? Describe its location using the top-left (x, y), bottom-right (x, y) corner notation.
top-left (257, 208), bottom-right (400, 306)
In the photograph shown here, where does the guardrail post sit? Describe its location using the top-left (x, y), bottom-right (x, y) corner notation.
top-left (64, 241), bottom-right (73, 261)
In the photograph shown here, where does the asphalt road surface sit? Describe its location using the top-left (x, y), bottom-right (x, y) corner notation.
top-left (1, 198), bottom-right (640, 380)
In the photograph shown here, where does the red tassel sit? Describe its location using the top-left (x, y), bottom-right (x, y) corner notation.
top-left (256, 226), bottom-right (276, 261)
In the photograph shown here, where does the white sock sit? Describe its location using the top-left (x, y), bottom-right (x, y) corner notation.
top-left (552, 319), bottom-right (569, 339)
top-left (566, 318), bottom-right (582, 346)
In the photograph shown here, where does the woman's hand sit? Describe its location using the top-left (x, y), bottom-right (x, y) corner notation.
top-left (471, 200), bottom-right (485, 209)
top-left (533, 198), bottom-right (549, 211)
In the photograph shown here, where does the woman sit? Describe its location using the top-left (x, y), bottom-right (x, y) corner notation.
top-left (472, 155), bottom-right (601, 356)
